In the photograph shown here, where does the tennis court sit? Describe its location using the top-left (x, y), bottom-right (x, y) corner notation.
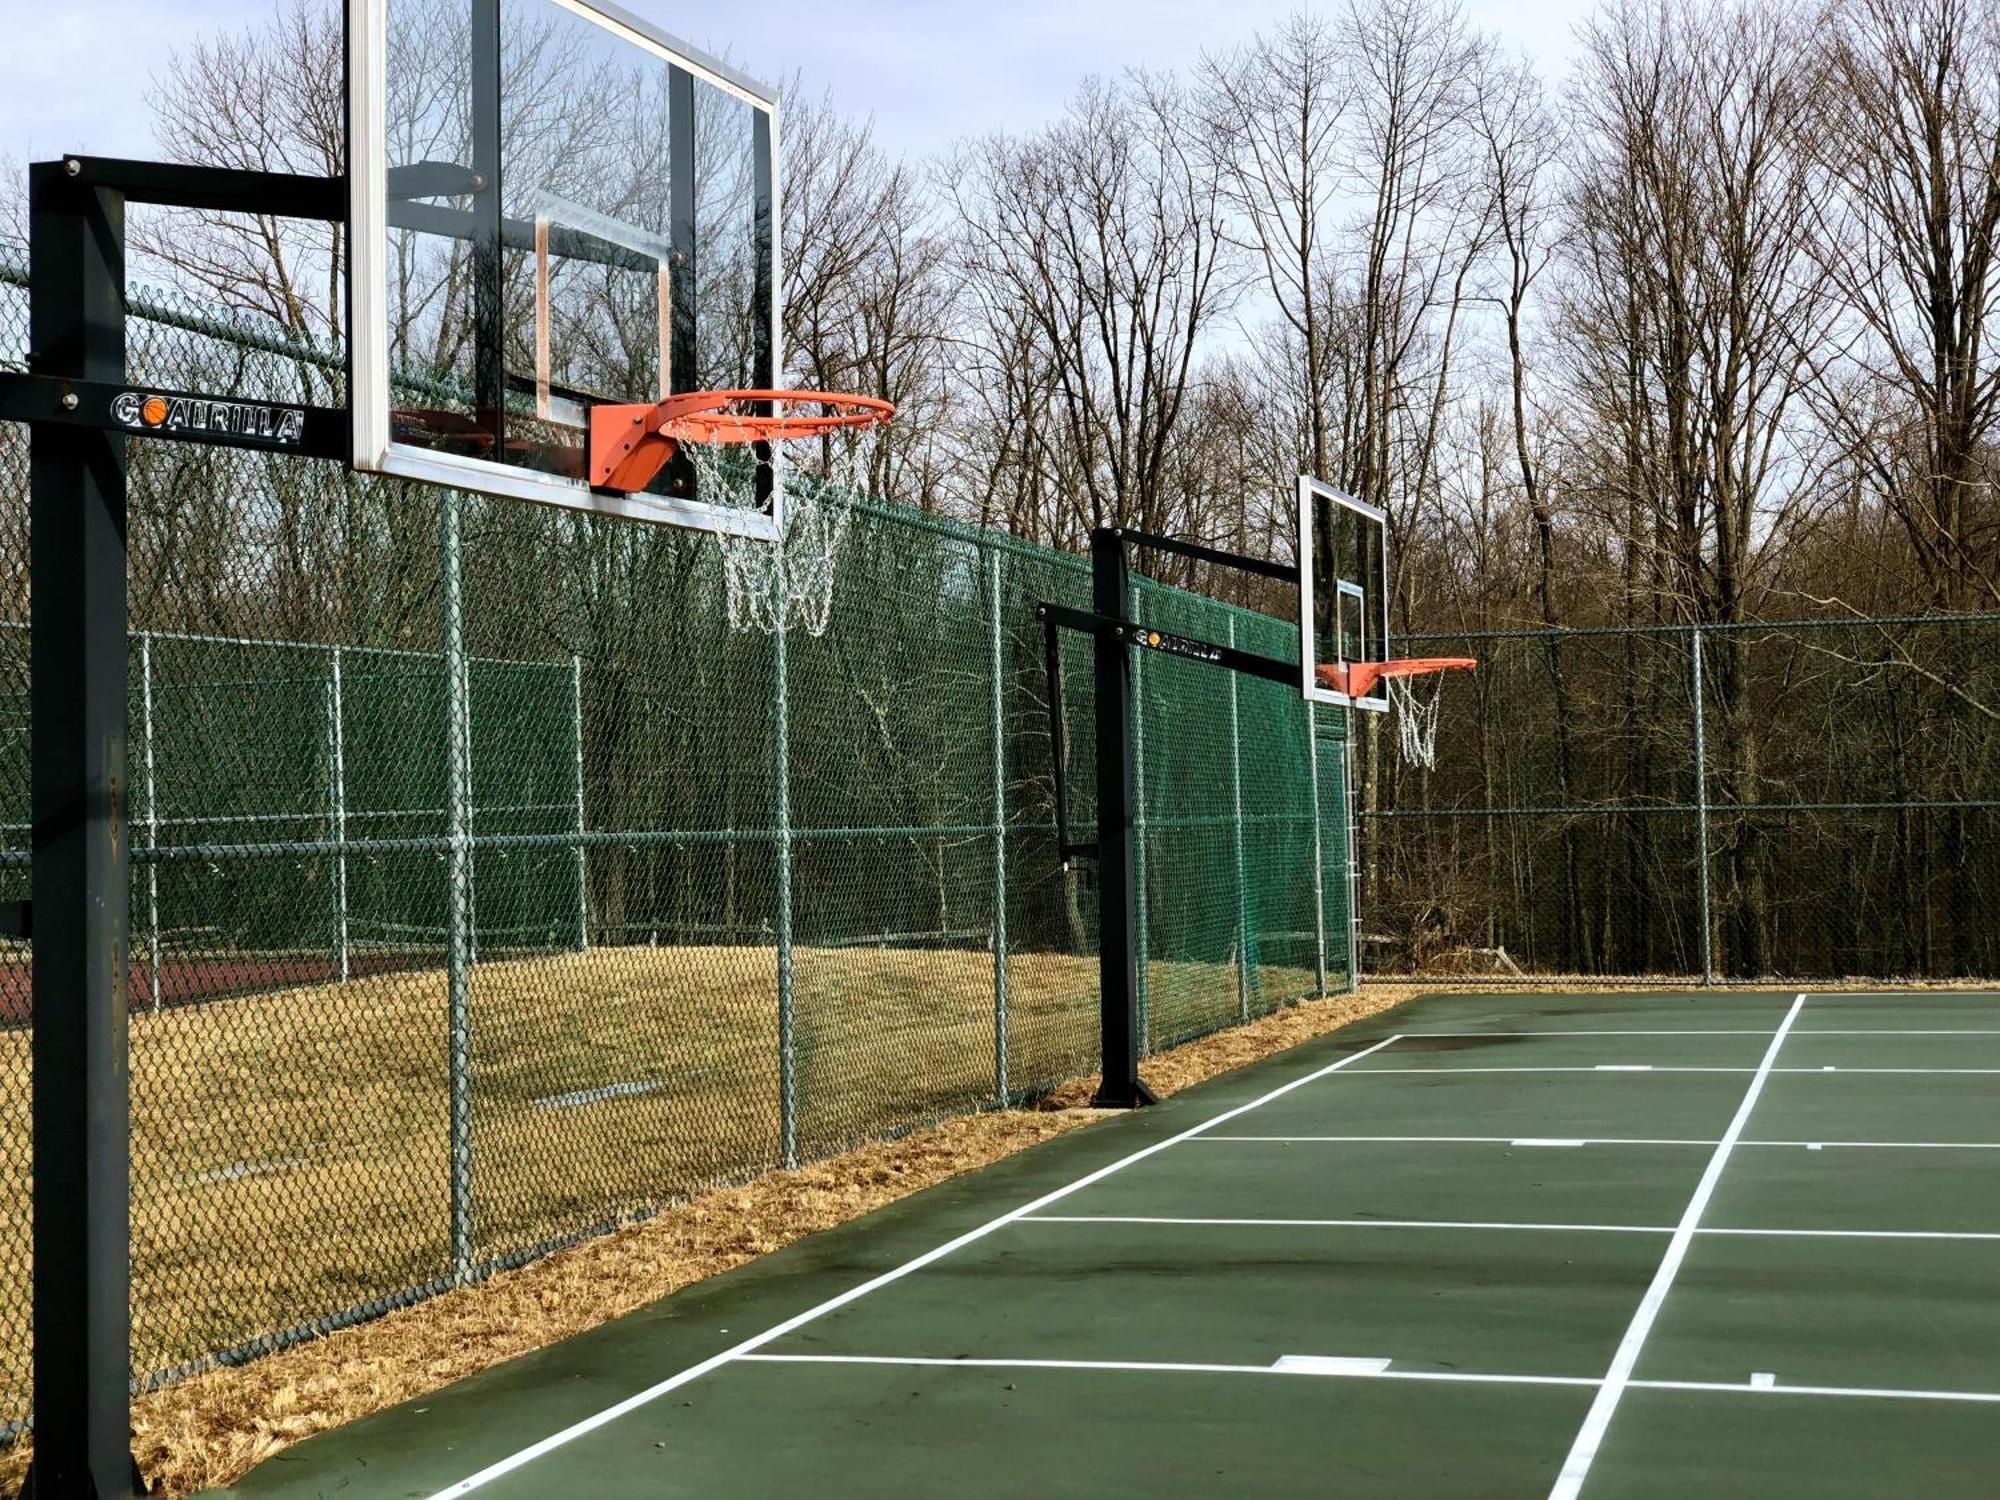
top-left (220, 988), bottom-right (2000, 1497)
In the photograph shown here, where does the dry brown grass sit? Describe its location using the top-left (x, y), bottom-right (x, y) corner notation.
top-left (0, 941), bottom-right (1328, 1494)
top-left (0, 969), bottom-right (1394, 1497)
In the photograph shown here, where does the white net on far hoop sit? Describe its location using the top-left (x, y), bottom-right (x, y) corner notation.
top-left (684, 430), bottom-right (871, 638)
top-left (1387, 670), bottom-right (1446, 769)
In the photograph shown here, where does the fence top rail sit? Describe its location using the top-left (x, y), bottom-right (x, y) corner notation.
top-left (0, 618), bottom-right (573, 672)
top-left (1402, 610), bottom-right (2000, 644)
top-left (1, 243), bottom-right (343, 379)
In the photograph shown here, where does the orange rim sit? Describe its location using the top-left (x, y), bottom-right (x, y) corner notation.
top-left (1316, 656), bottom-right (1476, 696)
top-left (654, 389), bottom-right (896, 446)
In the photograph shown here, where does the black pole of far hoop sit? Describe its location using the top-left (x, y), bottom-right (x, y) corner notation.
top-left (1089, 530), bottom-right (1158, 1109)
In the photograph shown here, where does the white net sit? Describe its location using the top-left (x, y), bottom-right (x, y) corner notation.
top-left (1387, 670), bottom-right (1446, 769)
top-left (684, 431), bottom-right (871, 637)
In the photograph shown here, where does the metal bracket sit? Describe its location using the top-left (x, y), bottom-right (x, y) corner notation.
top-left (1037, 599), bottom-right (1295, 873)
top-left (56, 156), bottom-right (345, 221)
top-left (1040, 611), bottom-right (1098, 869)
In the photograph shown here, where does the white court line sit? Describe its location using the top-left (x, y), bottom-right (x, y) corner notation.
top-left (1195, 1134), bottom-right (1722, 1146)
top-left (1641, 1376), bottom-right (2000, 1404)
top-left (737, 1352), bottom-right (2000, 1407)
top-left (1272, 1354), bottom-right (1392, 1375)
top-left (1795, 992), bottom-right (2000, 1002)
top-left (1346, 1066), bottom-right (2000, 1076)
top-left (740, 1351), bottom-right (1595, 1390)
top-left (1197, 1134), bottom-right (2000, 1151)
top-left (1402, 1029), bottom-right (1775, 1037)
top-left (1402, 1028), bottom-right (2000, 1037)
top-left (1354, 1066), bottom-right (1757, 1074)
top-left (423, 1033), bottom-right (1407, 1496)
top-left (1025, 1214), bottom-right (2000, 1243)
top-left (1749, 1139), bottom-right (2000, 1150)
top-left (1780, 1067), bottom-right (2000, 1074)
top-left (1547, 992), bottom-right (1807, 1500)
top-left (1024, 1214), bottom-right (1674, 1235)
top-left (1296, 1072), bottom-right (2000, 1080)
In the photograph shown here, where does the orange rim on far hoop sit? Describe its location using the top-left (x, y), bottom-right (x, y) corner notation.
top-left (589, 388), bottom-right (895, 492)
top-left (1315, 656), bottom-right (1476, 700)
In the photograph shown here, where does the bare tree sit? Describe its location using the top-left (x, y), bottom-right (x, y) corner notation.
top-left (146, 0), bottom-right (347, 350)
top-left (781, 87), bottom-right (956, 508)
top-left (1469, 52), bottom-right (1595, 960)
top-left (948, 74), bottom-right (1239, 541)
top-left (1566, 0), bottom-right (1835, 973)
top-left (1808, 0), bottom-right (2000, 612)
top-left (1198, 10), bottom-right (1351, 478)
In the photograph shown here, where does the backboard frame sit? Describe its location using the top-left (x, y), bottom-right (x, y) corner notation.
top-left (346, 0), bottom-right (785, 539)
top-left (1297, 476), bottom-right (1391, 712)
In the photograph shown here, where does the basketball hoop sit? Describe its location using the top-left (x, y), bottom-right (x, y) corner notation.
top-left (1314, 656), bottom-right (1475, 769)
top-left (588, 389), bottom-right (896, 637)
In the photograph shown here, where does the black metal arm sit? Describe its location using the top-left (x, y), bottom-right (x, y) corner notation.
top-left (1035, 600), bottom-right (1296, 879)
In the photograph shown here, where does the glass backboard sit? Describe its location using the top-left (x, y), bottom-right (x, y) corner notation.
top-left (347, 0), bottom-right (780, 538)
top-left (1297, 477), bottom-right (1391, 711)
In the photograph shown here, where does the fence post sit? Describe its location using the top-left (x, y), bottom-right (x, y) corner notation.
top-left (1690, 627), bottom-right (1716, 985)
top-left (1343, 716), bottom-right (1361, 990)
top-left (1227, 616), bottom-right (1250, 1022)
top-left (441, 495), bottom-right (475, 1281)
top-left (985, 544), bottom-right (1009, 1108)
top-left (1306, 701), bottom-right (1328, 996)
top-left (570, 652), bottom-right (589, 953)
top-left (138, 631), bottom-right (160, 1013)
top-left (1129, 578), bottom-right (1150, 1054)
top-left (329, 645), bottom-right (349, 983)
top-left (774, 616), bottom-right (797, 1168)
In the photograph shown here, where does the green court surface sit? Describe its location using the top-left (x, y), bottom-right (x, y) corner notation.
top-left (218, 990), bottom-right (2000, 1498)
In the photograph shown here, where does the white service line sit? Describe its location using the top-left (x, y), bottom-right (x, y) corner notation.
top-left (1195, 1133), bottom-right (2000, 1150)
top-left (423, 1033), bottom-right (1407, 1497)
top-left (1745, 1139), bottom-right (2000, 1150)
top-left (1794, 991), bottom-right (2000, 1003)
top-left (1779, 1067), bottom-right (2000, 1074)
top-left (1547, 992), bottom-right (1807, 1500)
top-left (737, 1351), bottom-right (1598, 1390)
top-left (736, 1352), bottom-right (2000, 1407)
top-left (1401, 1028), bottom-right (2000, 1037)
top-left (1354, 1066), bottom-right (1757, 1074)
top-left (1024, 1214), bottom-right (2000, 1243)
top-left (1401, 1029), bottom-right (1775, 1037)
top-left (1354, 1065), bottom-right (2000, 1076)
top-left (1271, 1354), bottom-right (1392, 1375)
top-left (1024, 1214), bottom-right (1674, 1235)
top-left (1195, 1135), bottom-right (1723, 1146)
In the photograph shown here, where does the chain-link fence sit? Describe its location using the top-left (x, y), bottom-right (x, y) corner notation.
top-left (1369, 620), bottom-right (2000, 983)
top-left (0, 251), bottom-right (1347, 1430)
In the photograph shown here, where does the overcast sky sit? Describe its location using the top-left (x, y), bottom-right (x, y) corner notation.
top-left (4, 0), bottom-right (1594, 168)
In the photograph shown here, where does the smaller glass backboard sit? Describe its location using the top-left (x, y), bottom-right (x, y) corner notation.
top-left (1297, 477), bottom-right (1391, 711)
top-left (347, 0), bottom-right (780, 538)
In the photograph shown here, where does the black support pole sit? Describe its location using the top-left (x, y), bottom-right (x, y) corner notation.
top-left (1090, 530), bottom-right (1156, 1108)
top-left (26, 159), bottom-right (144, 1498)
top-left (665, 64), bottom-right (698, 499)
top-left (469, 0), bottom-right (505, 456)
